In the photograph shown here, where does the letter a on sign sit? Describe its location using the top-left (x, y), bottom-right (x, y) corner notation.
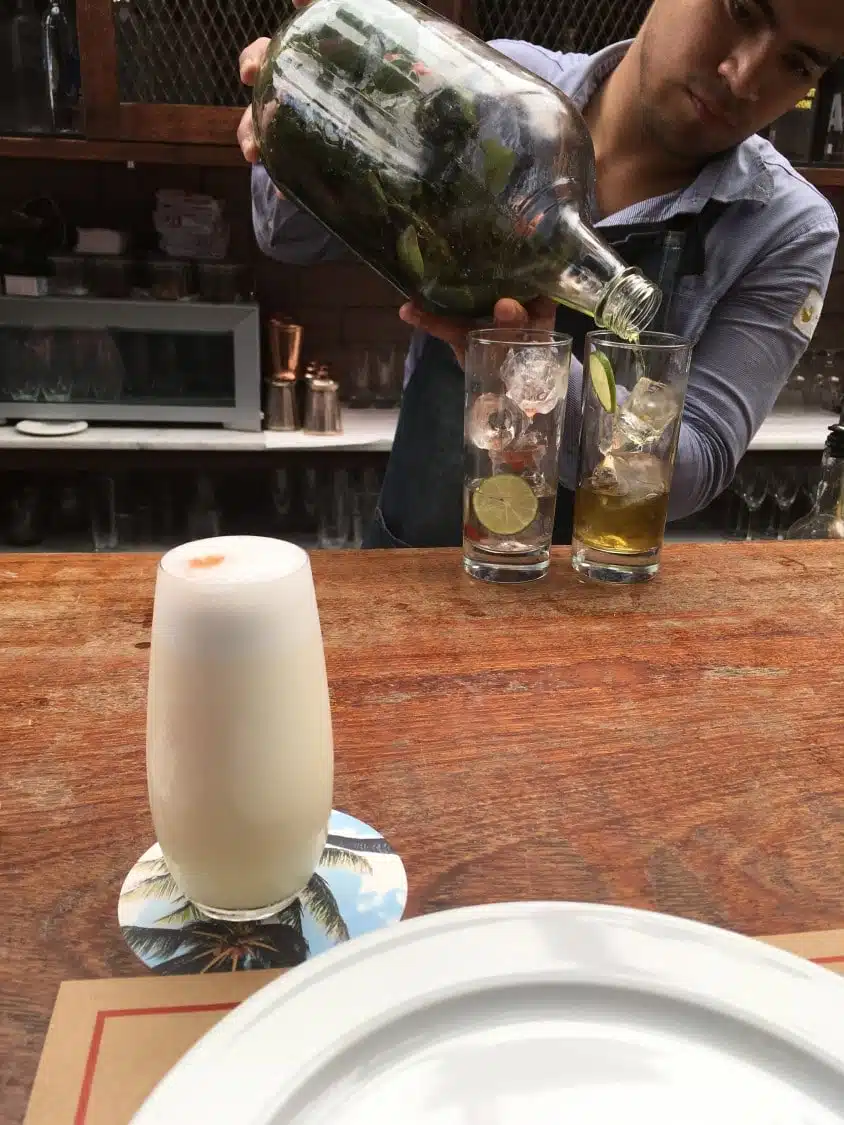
top-left (829, 93), bottom-right (843, 134)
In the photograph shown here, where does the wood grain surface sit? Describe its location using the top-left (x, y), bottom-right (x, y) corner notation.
top-left (2, 544), bottom-right (843, 1121)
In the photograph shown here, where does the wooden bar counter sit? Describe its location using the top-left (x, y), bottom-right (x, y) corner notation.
top-left (1, 543), bottom-right (843, 1121)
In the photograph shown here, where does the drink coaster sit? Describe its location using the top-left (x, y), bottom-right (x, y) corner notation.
top-left (118, 810), bottom-right (407, 974)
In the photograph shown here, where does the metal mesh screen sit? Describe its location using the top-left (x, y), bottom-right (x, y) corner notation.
top-left (473, 0), bottom-right (651, 56)
top-left (114, 0), bottom-right (294, 105)
top-left (113, 0), bottom-right (648, 107)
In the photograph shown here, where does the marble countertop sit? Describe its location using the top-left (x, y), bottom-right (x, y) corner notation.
top-left (0, 407), bottom-right (836, 453)
top-left (0, 409), bottom-right (399, 452)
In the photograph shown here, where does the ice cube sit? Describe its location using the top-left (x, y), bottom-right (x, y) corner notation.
top-left (595, 385), bottom-right (631, 455)
top-left (616, 377), bottom-right (680, 449)
top-left (490, 429), bottom-right (546, 490)
top-left (468, 393), bottom-right (524, 451)
top-left (589, 454), bottom-right (627, 496)
top-left (501, 347), bottom-right (562, 418)
top-left (597, 405), bottom-right (615, 455)
top-left (590, 451), bottom-right (668, 505)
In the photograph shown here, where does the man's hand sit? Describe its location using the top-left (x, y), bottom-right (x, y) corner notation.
top-left (237, 37), bottom-right (271, 163)
top-left (237, 1), bottom-right (312, 165)
top-left (399, 296), bottom-right (558, 368)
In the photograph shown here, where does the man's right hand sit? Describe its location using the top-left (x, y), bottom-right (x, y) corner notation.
top-left (237, 1), bottom-right (312, 164)
top-left (400, 297), bottom-right (558, 370)
top-left (237, 37), bottom-right (272, 163)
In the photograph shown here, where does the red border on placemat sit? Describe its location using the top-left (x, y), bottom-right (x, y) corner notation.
top-left (73, 955), bottom-right (844, 1124)
top-left (74, 1004), bottom-right (237, 1125)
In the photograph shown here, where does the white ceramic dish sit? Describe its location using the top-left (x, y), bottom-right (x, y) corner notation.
top-left (131, 901), bottom-right (844, 1125)
top-left (15, 419), bottom-right (89, 437)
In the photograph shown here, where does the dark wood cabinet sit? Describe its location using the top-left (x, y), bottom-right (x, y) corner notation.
top-left (0, 0), bottom-right (469, 158)
top-left (1, 0), bottom-right (842, 186)
top-left (74, 0), bottom-right (469, 147)
top-left (74, 0), bottom-right (279, 146)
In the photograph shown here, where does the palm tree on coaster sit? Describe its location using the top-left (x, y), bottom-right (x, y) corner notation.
top-left (121, 842), bottom-right (373, 973)
top-left (124, 911), bottom-right (310, 974)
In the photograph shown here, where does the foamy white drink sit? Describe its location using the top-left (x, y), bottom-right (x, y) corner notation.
top-left (146, 536), bottom-right (334, 920)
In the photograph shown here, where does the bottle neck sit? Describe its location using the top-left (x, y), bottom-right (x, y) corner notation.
top-left (814, 451), bottom-right (844, 518)
top-left (597, 270), bottom-right (663, 341)
top-left (542, 205), bottom-right (661, 341)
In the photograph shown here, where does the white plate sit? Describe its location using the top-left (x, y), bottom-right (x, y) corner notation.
top-left (15, 419), bottom-right (88, 437)
top-left (131, 902), bottom-right (844, 1125)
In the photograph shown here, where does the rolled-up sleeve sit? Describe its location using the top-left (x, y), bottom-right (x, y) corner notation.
top-left (668, 212), bottom-right (838, 518)
top-left (251, 164), bottom-right (349, 265)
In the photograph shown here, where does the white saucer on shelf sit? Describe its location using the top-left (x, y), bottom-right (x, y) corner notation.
top-left (14, 420), bottom-right (89, 437)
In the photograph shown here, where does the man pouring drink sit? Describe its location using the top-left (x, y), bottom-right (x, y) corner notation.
top-left (238, 0), bottom-right (842, 565)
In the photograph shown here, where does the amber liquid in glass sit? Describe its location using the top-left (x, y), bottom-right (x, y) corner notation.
top-left (573, 485), bottom-right (670, 554)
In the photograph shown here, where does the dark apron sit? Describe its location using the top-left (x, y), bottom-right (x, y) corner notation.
top-left (364, 200), bottom-right (728, 549)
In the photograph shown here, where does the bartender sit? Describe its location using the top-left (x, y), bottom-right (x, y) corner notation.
top-left (238, 0), bottom-right (843, 548)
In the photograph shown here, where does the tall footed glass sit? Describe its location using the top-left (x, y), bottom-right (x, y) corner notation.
top-left (463, 329), bottom-right (572, 583)
top-left (253, 0), bottom-right (659, 337)
top-left (572, 332), bottom-right (692, 583)
top-left (146, 536), bottom-right (334, 921)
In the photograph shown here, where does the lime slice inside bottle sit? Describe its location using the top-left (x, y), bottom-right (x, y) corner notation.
top-left (472, 474), bottom-right (538, 536)
top-left (589, 351), bottom-right (616, 412)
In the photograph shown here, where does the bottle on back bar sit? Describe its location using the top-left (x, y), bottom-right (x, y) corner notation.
top-left (252, 0), bottom-right (660, 340)
top-left (821, 60), bottom-right (844, 163)
top-left (786, 424), bottom-right (844, 540)
top-left (764, 87), bottom-right (818, 163)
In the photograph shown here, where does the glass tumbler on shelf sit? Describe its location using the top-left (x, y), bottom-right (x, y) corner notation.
top-left (88, 473), bottom-right (118, 551)
top-left (347, 350), bottom-right (378, 408)
top-left (317, 468), bottom-right (353, 548)
top-left (463, 328), bottom-right (572, 583)
top-left (197, 262), bottom-right (251, 304)
top-left (372, 346), bottom-right (402, 408)
top-left (149, 259), bottom-right (196, 301)
top-left (819, 349), bottom-right (844, 413)
top-left (48, 254), bottom-right (88, 297)
top-left (352, 466), bottom-right (382, 547)
top-left (146, 536), bottom-right (334, 921)
top-left (572, 332), bottom-right (692, 583)
top-left (90, 256), bottom-right (134, 300)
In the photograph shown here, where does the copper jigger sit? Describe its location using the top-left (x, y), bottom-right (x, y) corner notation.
top-left (268, 318), bottom-right (303, 377)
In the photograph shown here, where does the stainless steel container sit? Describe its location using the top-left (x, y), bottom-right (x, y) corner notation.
top-left (304, 364), bottom-right (342, 435)
top-left (265, 373), bottom-right (300, 431)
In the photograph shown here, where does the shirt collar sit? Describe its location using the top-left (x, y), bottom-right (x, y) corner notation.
top-left (563, 40), bottom-right (774, 212)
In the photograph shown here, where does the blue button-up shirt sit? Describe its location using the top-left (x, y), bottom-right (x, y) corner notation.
top-left (252, 39), bottom-right (839, 517)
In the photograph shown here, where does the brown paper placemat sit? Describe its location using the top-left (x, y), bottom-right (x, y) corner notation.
top-left (24, 928), bottom-right (844, 1125)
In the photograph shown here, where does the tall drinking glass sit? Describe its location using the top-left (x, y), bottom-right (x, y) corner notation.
top-left (146, 535), bottom-right (334, 921)
top-left (572, 331), bottom-right (692, 583)
top-left (463, 328), bottom-right (572, 583)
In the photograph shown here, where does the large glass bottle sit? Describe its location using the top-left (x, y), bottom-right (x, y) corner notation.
top-left (785, 424), bottom-right (844, 540)
top-left (253, 0), bottom-right (660, 338)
